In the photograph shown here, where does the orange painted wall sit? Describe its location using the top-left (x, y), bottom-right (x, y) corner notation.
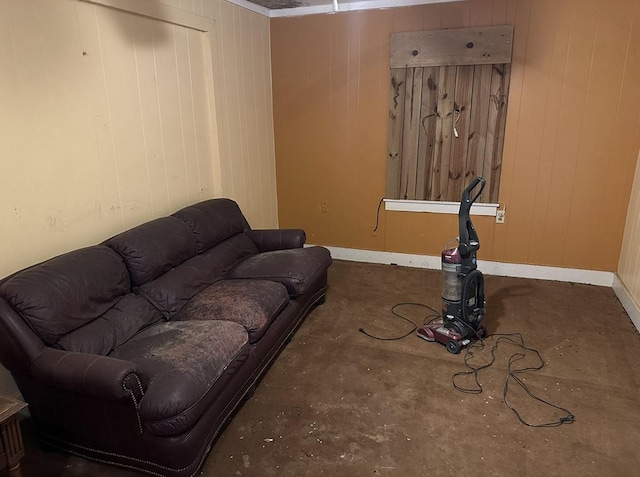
top-left (271, 0), bottom-right (640, 272)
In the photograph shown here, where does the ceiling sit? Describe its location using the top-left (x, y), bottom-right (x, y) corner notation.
top-left (226, 0), bottom-right (466, 18)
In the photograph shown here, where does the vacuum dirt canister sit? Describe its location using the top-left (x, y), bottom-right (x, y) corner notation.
top-left (441, 245), bottom-right (463, 322)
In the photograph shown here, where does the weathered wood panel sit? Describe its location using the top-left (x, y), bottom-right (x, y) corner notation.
top-left (387, 60), bottom-right (509, 203)
top-left (391, 25), bottom-right (514, 68)
top-left (386, 68), bottom-right (407, 198)
top-left (400, 68), bottom-right (424, 199)
top-left (448, 65), bottom-right (474, 200)
top-left (416, 66), bottom-right (438, 199)
top-left (484, 63), bottom-right (510, 203)
top-left (467, 64), bottom-right (492, 187)
top-left (431, 65), bottom-right (456, 200)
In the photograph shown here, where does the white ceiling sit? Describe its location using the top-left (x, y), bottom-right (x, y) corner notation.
top-left (226, 0), bottom-right (466, 18)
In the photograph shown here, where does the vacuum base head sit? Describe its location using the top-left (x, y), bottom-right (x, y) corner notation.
top-left (417, 318), bottom-right (484, 354)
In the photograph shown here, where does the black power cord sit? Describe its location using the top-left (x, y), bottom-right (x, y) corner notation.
top-left (358, 302), bottom-right (575, 428)
top-left (372, 197), bottom-right (385, 233)
top-left (453, 333), bottom-right (575, 428)
top-left (358, 302), bottom-right (440, 341)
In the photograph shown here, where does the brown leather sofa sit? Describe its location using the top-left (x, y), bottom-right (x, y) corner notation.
top-left (0, 198), bottom-right (332, 476)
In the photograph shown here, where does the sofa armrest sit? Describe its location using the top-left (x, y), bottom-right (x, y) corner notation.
top-left (30, 347), bottom-right (143, 401)
top-left (245, 229), bottom-right (306, 252)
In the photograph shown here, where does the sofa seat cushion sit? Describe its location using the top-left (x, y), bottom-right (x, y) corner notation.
top-left (111, 320), bottom-right (249, 437)
top-left (174, 279), bottom-right (289, 343)
top-left (0, 246), bottom-right (130, 345)
top-left (226, 246), bottom-right (332, 297)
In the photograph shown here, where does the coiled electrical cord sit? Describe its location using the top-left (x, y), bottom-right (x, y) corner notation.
top-left (453, 332), bottom-right (575, 427)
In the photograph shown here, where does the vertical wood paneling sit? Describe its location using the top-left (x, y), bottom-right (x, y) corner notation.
top-left (485, 63), bottom-right (509, 201)
top-left (469, 64), bottom-right (491, 198)
top-left (619, 151), bottom-right (640, 303)
top-left (210, 0), bottom-right (277, 228)
top-left (564, 0), bottom-right (636, 270)
top-left (416, 66), bottom-right (438, 199)
top-left (386, 68), bottom-right (406, 198)
top-left (132, 17), bottom-right (171, 217)
top-left (400, 68), bottom-right (423, 199)
top-left (617, 3), bottom-right (640, 305)
top-left (527, 0), bottom-right (573, 265)
top-left (273, 0), bottom-right (640, 272)
top-left (432, 65), bottom-right (456, 200)
top-left (0, 0), bottom-right (278, 278)
top-left (449, 65), bottom-right (473, 200)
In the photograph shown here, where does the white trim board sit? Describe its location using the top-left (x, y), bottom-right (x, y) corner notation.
top-left (612, 275), bottom-right (640, 332)
top-left (384, 199), bottom-right (499, 216)
top-left (318, 245), bottom-right (615, 287)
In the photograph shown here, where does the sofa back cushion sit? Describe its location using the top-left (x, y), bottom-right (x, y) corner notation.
top-left (55, 294), bottom-right (162, 355)
top-left (139, 234), bottom-right (259, 318)
top-left (172, 199), bottom-right (249, 253)
top-left (0, 246), bottom-right (130, 345)
top-left (106, 216), bottom-right (197, 287)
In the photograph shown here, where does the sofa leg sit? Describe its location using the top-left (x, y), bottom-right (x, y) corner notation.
top-left (315, 294), bottom-right (326, 306)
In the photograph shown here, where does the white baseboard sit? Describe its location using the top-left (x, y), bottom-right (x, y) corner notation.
top-left (612, 275), bottom-right (640, 332)
top-left (319, 245), bottom-right (615, 287)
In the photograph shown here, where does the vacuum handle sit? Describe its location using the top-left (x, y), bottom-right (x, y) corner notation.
top-left (461, 176), bottom-right (486, 208)
top-left (458, 177), bottom-right (486, 258)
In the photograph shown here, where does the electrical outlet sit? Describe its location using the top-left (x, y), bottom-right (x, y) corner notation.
top-left (496, 210), bottom-right (506, 224)
top-left (320, 201), bottom-right (328, 213)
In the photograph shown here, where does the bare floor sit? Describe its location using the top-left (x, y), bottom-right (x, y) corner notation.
top-left (15, 260), bottom-right (640, 476)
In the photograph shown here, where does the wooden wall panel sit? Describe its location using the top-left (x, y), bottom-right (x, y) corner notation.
top-left (0, 0), bottom-right (278, 273)
top-left (0, 0), bottom-right (212, 280)
top-left (618, 151), bottom-right (640, 305)
top-left (273, 0), bottom-right (640, 272)
top-left (208, 0), bottom-right (277, 229)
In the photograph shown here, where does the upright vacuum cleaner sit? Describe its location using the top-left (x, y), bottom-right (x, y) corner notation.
top-left (417, 177), bottom-right (487, 353)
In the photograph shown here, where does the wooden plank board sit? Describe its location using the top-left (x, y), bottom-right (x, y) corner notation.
top-left (415, 66), bottom-right (438, 200)
top-left (391, 25), bottom-right (513, 68)
top-left (132, 16), bottom-right (171, 217)
top-left (400, 67), bottom-right (423, 199)
top-left (484, 63), bottom-right (510, 203)
top-left (448, 65), bottom-right (474, 201)
top-left (430, 65), bottom-right (456, 200)
top-left (386, 68), bottom-right (406, 198)
top-left (467, 64), bottom-right (492, 192)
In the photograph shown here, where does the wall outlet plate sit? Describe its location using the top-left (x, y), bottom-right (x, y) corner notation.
top-left (496, 210), bottom-right (506, 224)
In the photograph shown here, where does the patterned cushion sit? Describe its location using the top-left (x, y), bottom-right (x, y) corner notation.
top-left (175, 279), bottom-right (290, 342)
top-left (111, 320), bottom-right (249, 436)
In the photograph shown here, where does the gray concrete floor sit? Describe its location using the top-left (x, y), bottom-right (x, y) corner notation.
top-left (14, 260), bottom-right (640, 476)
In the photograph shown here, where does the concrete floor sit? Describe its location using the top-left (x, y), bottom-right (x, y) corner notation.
top-left (14, 260), bottom-right (640, 476)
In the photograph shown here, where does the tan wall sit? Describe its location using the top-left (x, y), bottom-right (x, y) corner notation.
top-left (272, 0), bottom-right (640, 272)
top-left (0, 0), bottom-right (276, 282)
top-left (618, 149), bottom-right (640, 307)
top-left (0, 0), bottom-right (275, 392)
top-left (207, 0), bottom-right (278, 228)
